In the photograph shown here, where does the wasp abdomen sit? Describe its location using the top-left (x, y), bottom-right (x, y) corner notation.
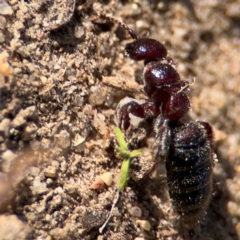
top-left (166, 121), bottom-right (214, 227)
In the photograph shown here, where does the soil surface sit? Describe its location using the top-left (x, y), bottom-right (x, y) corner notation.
top-left (0, 0), bottom-right (240, 239)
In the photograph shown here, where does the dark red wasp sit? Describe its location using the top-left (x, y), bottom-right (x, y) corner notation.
top-left (95, 14), bottom-right (215, 229)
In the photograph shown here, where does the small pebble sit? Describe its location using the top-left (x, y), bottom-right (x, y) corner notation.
top-left (90, 177), bottom-right (105, 190)
top-left (74, 25), bottom-right (85, 39)
top-left (136, 219), bottom-right (151, 231)
top-left (44, 166), bottom-right (57, 178)
top-left (15, 20), bottom-right (24, 31)
top-left (59, 130), bottom-right (71, 148)
top-left (74, 143), bottom-right (86, 152)
top-left (11, 116), bottom-right (26, 128)
top-left (49, 227), bottom-right (67, 239)
top-left (60, 161), bottom-right (67, 172)
top-left (227, 201), bottom-right (239, 217)
top-left (0, 16), bottom-right (6, 30)
top-left (64, 183), bottom-right (76, 194)
top-left (50, 219), bottom-right (58, 228)
top-left (33, 176), bottom-right (47, 195)
top-left (129, 206), bottom-right (142, 218)
top-left (0, 0), bottom-right (13, 15)
top-left (92, 111), bottom-right (107, 135)
top-left (0, 118), bottom-right (10, 137)
top-left (73, 134), bottom-right (86, 152)
top-left (54, 187), bottom-right (64, 194)
top-left (45, 214), bottom-right (51, 222)
top-left (100, 172), bottom-right (113, 187)
top-left (73, 134), bottom-right (85, 146)
top-left (88, 87), bottom-right (108, 106)
top-left (81, 208), bottom-right (108, 229)
top-left (36, 205), bottom-right (45, 213)
top-left (46, 178), bottom-right (53, 186)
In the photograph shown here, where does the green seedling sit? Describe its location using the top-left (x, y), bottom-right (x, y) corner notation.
top-left (99, 127), bottom-right (142, 234)
top-left (114, 127), bottom-right (142, 191)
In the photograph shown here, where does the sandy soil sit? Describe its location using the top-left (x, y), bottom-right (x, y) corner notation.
top-left (0, 0), bottom-right (240, 239)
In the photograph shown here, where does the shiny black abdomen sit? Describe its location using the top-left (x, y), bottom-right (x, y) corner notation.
top-left (166, 121), bottom-right (213, 227)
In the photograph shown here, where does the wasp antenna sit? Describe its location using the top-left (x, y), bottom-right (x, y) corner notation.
top-left (92, 13), bottom-right (138, 40)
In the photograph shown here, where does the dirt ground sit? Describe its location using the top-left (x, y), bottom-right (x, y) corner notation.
top-left (0, 0), bottom-right (240, 239)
